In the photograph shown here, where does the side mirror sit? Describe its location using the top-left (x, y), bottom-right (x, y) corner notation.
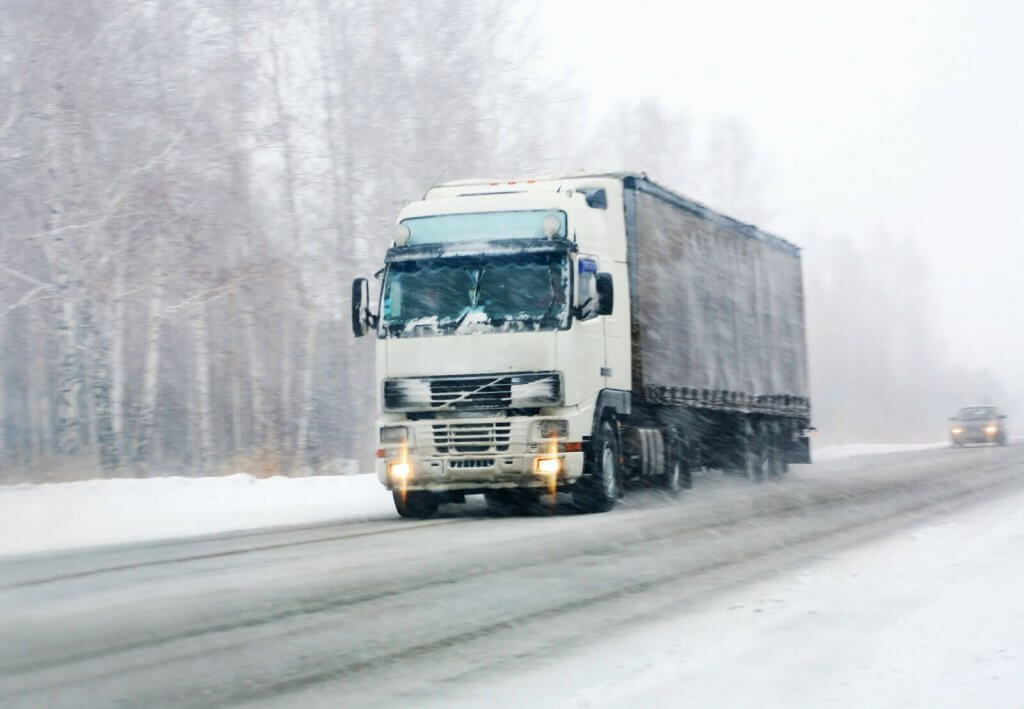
top-left (351, 277), bottom-right (371, 337)
top-left (596, 272), bottom-right (614, 316)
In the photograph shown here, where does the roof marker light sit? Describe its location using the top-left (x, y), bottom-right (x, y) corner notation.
top-left (395, 224), bottom-right (411, 246)
top-left (542, 214), bottom-right (561, 238)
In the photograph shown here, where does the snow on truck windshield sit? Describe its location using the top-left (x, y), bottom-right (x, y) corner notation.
top-left (379, 252), bottom-right (570, 337)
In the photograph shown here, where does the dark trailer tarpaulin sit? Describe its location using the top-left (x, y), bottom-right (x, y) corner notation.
top-left (622, 175), bottom-right (810, 416)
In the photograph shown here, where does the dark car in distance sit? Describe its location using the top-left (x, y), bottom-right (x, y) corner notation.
top-left (950, 406), bottom-right (1008, 447)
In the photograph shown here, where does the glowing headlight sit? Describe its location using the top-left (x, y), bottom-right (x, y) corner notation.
top-left (984, 424), bottom-right (998, 435)
top-left (381, 426), bottom-right (409, 444)
top-left (951, 427), bottom-right (963, 435)
top-left (388, 461), bottom-right (411, 479)
top-left (534, 456), bottom-right (562, 475)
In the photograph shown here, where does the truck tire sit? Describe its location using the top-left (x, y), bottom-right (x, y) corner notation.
top-left (743, 434), bottom-right (766, 483)
top-left (574, 420), bottom-right (619, 513)
top-left (393, 490), bottom-right (439, 519)
top-left (766, 428), bottom-right (785, 478)
top-left (662, 438), bottom-right (692, 494)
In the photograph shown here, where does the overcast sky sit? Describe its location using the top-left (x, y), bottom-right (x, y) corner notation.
top-left (539, 0), bottom-right (1024, 406)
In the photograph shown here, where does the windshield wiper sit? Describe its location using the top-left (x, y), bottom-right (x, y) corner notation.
top-left (448, 266), bottom-right (489, 331)
top-left (444, 307), bottom-right (473, 332)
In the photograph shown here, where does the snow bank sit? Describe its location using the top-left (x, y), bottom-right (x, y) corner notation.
top-left (0, 440), bottom-right (960, 558)
top-left (0, 473), bottom-right (395, 558)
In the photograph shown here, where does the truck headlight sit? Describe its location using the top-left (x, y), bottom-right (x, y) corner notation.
top-left (381, 426), bottom-right (410, 444)
top-left (534, 456), bottom-right (562, 475)
top-left (388, 461), bottom-right (411, 480)
top-left (531, 419), bottom-right (568, 442)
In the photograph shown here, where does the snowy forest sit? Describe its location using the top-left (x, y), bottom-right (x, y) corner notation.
top-left (0, 0), bottom-right (1006, 482)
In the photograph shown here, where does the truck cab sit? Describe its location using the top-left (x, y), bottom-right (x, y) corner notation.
top-left (352, 176), bottom-right (630, 517)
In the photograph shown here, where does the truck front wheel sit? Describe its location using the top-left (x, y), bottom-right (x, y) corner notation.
top-left (573, 421), bottom-right (620, 513)
top-left (393, 490), bottom-right (439, 519)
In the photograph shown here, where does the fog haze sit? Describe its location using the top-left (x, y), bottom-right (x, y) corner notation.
top-left (2, 0), bottom-right (1019, 480)
top-left (540, 0), bottom-right (1024, 422)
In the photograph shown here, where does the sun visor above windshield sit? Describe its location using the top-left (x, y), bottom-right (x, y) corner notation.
top-left (399, 210), bottom-right (567, 246)
top-left (384, 238), bottom-right (575, 263)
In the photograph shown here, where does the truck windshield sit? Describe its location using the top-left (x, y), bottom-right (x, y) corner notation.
top-left (379, 252), bottom-right (570, 337)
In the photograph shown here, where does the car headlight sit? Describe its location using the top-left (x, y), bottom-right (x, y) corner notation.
top-left (984, 424), bottom-right (998, 434)
top-left (531, 419), bottom-right (568, 442)
top-left (951, 427), bottom-right (963, 435)
top-left (381, 425), bottom-right (410, 444)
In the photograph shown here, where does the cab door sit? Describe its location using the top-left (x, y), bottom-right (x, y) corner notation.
top-left (556, 254), bottom-right (607, 410)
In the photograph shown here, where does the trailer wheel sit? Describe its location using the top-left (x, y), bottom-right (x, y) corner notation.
top-left (574, 420), bottom-right (619, 513)
top-left (662, 438), bottom-right (692, 494)
top-left (766, 426), bottom-right (785, 478)
top-left (743, 435), bottom-right (766, 483)
top-left (393, 490), bottom-right (439, 519)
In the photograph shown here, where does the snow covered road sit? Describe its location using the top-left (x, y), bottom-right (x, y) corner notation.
top-left (1, 444), bottom-right (1022, 707)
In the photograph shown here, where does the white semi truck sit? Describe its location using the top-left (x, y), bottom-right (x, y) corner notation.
top-left (352, 172), bottom-right (811, 518)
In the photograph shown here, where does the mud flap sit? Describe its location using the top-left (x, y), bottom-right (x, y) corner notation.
top-left (788, 435), bottom-right (811, 464)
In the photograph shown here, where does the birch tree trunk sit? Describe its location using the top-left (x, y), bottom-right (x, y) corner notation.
top-left (229, 293), bottom-right (243, 458)
top-left (81, 296), bottom-right (118, 472)
top-left (294, 316), bottom-right (317, 470)
top-left (43, 79), bottom-right (82, 458)
top-left (134, 273), bottom-right (163, 469)
top-left (244, 305), bottom-right (265, 454)
top-left (317, 0), bottom-right (360, 460)
top-left (109, 258), bottom-right (125, 459)
top-left (191, 298), bottom-right (214, 470)
top-left (0, 324), bottom-right (7, 472)
top-left (269, 40), bottom-right (302, 246)
top-left (278, 307), bottom-right (292, 462)
top-left (53, 275), bottom-right (81, 456)
top-left (269, 38), bottom-right (302, 467)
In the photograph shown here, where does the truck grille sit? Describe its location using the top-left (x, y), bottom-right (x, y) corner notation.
top-left (431, 376), bottom-right (511, 409)
top-left (384, 372), bottom-right (561, 411)
top-left (448, 458), bottom-right (495, 469)
top-left (433, 422), bottom-right (512, 454)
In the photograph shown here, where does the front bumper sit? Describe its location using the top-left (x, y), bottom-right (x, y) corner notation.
top-left (951, 428), bottom-right (1000, 443)
top-left (376, 450), bottom-right (585, 492)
